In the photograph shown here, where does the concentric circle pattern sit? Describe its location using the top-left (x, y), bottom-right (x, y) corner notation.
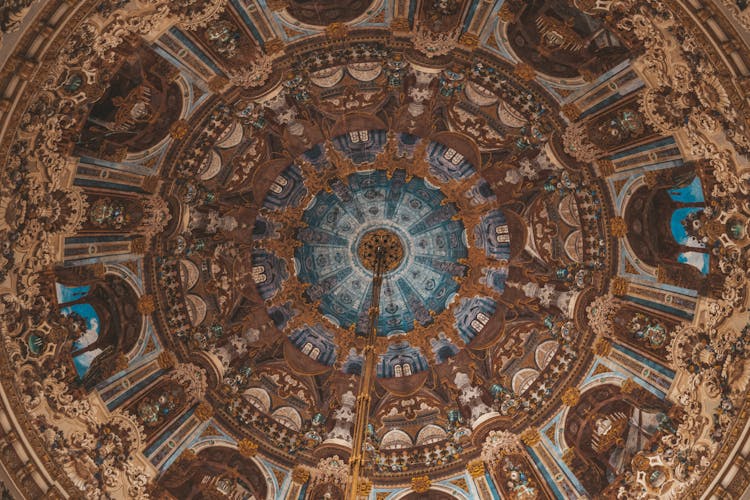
top-left (357, 229), bottom-right (404, 273)
top-left (2, 0), bottom-right (750, 498)
top-left (295, 170), bottom-right (470, 336)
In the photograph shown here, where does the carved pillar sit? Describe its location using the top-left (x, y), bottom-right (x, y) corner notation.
top-left (323, 390), bottom-right (355, 446)
top-left (146, 401), bottom-right (213, 473)
top-left (242, 0), bottom-right (278, 47)
top-left (620, 280), bottom-right (698, 321)
top-left (154, 28), bottom-right (224, 86)
top-left (563, 62), bottom-right (642, 120)
top-left (466, 460), bottom-right (497, 500)
top-left (113, 361), bottom-right (210, 471)
top-left (209, 327), bottom-right (260, 380)
top-left (521, 429), bottom-right (585, 498)
top-left (461, 0), bottom-right (496, 44)
top-left (283, 466), bottom-right (310, 500)
top-left (391, 0), bottom-right (411, 30)
top-left (74, 157), bottom-right (161, 193)
top-left (507, 281), bottom-right (581, 319)
top-left (63, 238), bottom-right (141, 265)
top-left (588, 294), bottom-right (675, 395)
top-left (96, 351), bottom-right (172, 411)
top-left (563, 90), bottom-right (655, 164)
top-left (606, 135), bottom-right (683, 175)
top-left (454, 371), bottom-right (498, 428)
top-left (62, 185), bottom-right (169, 265)
top-left (606, 345), bottom-right (674, 396)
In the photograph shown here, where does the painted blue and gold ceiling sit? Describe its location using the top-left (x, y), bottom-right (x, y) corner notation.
top-left (1, 0), bottom-right (750, 499)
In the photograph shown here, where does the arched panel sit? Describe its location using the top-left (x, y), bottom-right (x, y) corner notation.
top-left (512, 368), bottom-right (540, 395)
top-left (271, 406), bottom-right (303, 431)
top-left (243, 387), bottom-right (272, 413)
top-left (380, 429), bottom-right (413, 449)
top-left (415, 424), bottom-right (449, 446)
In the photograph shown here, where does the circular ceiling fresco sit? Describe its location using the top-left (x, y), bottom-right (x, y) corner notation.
top-left (286, 169), bottom-right (472, 337)
top-left (0, 0), bottom-right (749, 499)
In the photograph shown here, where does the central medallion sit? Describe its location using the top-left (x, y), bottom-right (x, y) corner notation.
top-left (293, 169), bottom-right (469, 336)
top-left (357, 229), bottom-right (404, 273)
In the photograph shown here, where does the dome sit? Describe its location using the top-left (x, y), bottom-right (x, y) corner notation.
top-left (380, 429), bottom-right (413, 449)
top-left (0, 1), bottom-right (749, 498)
top-left (179, 258), bottom-right (201, 290)
top-left (415, 424), bottom-right (449, 445)
top-left (243, 387), bottom-right (272, 413)
top-left (185, 293), bottom-right (208, 326)
top-left (535, 340), bottom-right (559, 370)
top-left (512, 368), bottom-right (540, 396)
top-left (271, 406), bottom-right (303, 432)
top-left (564, 229), bottom-right (584, 263)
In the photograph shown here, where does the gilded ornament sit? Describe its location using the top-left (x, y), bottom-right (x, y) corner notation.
top-left (703, 220), bottom-right (725, 241)
top-left (227, 56), bottom-right (273, 88)
top-left (195, 401), bottom-right (214, 421)
top-left (137, 294), bottom-right (156, 315)
top-left (391, 18), bottom-right (411, 31)
top-left (561, 103), bottom-right (580, 120)
top-left (497, 4), bottom-right (516, 22)
top-left (620, 378), bottom-right (638, 395)
top-left (130, 237), bottom-right (148, 254)
top-left (610, 277), bottom-right (629, 296)
top-left (593, 364), bottom-right (611, 376)
top-left (466, 459), bottom-right (486, 478)
top-left (208, 76), bottom-right (229, 93)
top-left (45, 491), bottom-right (64, 500)
top-left (238, 438), bottom-right (259, 457)
top-left (169, 119), bottom-right (190, 140)
top-left (291, 466), bottom-right (310, 484)
top-left (520, 428), bottom-right (541, 447)
top-left (598, 159), bottom-right (615, 176)
top-left (264, 38), bottom-right (284, 55)
top-left (115, 353), bottom-right (129, 372)
top-left (357, 229), bottom-right (404, 272)
top-left (643, 170), bottom-right (661, 189)
top-left (656, 265), bottom-right (669, 284)
top-left (112, 147), bottom-right (128, 162)
top-left (411, 475), bottom-right (431, 493)
top-left (610, 216), bottom-right (628, 237)
top-left (631, 452), bottom-right (650, 471)
top-left (593, 337), bottom-right (612, 356)
top-left (358, 479), bottom-right (373, 495)
top-left (173, 0), bottom-right (227, 31)
top-left (514, 63), bottom-right (537, 81)
top-left (141, 175), bottom-right (160, 193)
top-left (89, 262), bottom-right (106, 278)
top-left (413, 23), bottom-right (460, 58)
top-left (579, 68), bottom-right (597, 82)
top-left (266, 0), bottom-right (289, 10)
top-left (460, 32), bottom-right (479, 48)
top-left (561, 386), bottom-right (581, 407)
top-left (179, 448), bottom-right (197, 463)
top-left (481, 430), bottom-right (522, 464)
top-left (158, 350), bottom-right (178, 369)
top-left (451, 478), bottom-right (469, 491)
top-left (3, 1), bottom-right (748, 496)
top-left (562, 121), bottom-right (602, 163)
top-left (562, 448), bottom-right (576, 465)
top-left (326, 23), bottom-right (348, 40)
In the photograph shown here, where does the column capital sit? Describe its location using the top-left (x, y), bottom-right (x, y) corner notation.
top-left (467, 459), bottom-right (486, 478)
top-left (520, 428), bottom-right (541, 447)
top-left (411, 475), bottom-right (431, 493)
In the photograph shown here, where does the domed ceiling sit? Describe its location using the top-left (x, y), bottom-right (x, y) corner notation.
top-left (0, 0), bottom-right (750, 499)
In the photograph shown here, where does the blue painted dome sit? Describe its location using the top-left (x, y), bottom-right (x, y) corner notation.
top-left (295, 169), bottom-right (469, 337)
